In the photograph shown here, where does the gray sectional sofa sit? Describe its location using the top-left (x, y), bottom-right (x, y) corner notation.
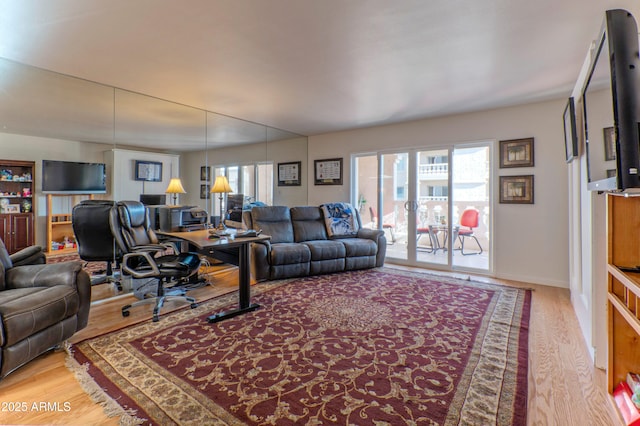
top-left (247, 205), bottom-right (386, 281)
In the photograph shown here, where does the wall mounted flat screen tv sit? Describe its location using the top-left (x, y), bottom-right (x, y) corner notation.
top-left (42, 160), bottom-right (107, 194)
top-left (583, 9), bottom-right (640, 191)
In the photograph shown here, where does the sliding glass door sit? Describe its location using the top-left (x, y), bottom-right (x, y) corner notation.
top-left (353, 142), bottom-right (491, 272)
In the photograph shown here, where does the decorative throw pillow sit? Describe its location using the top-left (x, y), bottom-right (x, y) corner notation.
top-left (321, 202), bottom-right (360, 237)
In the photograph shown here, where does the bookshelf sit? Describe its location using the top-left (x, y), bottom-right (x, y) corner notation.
top-left (0, 159), bottom-right (35, 253)
top-left (46, 193), bottom-right (93, 254)
top-left (607, 193), bottom-right (640, 423)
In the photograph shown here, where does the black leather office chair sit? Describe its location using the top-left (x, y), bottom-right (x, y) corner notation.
top-left (72, 200), bottom-right (123, 288)
top-left (110, 200), bottom-right (201, 322)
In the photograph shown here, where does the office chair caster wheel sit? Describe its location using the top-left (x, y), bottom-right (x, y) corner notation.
top-left (191, 303), bottom-right (198, 309)
top-left (122, 305), bottom-right (131, 317)
top-left (152, 315), bottom-right (160, 322)
top-left (122, 311), bottom-right (130, 317)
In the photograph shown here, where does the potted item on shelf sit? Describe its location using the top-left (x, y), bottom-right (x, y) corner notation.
top-left (22, 200), bottom-right (31, 212)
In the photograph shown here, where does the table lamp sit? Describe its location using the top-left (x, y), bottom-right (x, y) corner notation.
top-left (165, 177), bottom-right (186, 205)
top-left (210, 175), bottom-right (232, 230)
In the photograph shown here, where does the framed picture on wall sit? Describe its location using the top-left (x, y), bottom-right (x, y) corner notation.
top-left (499, 175), bottom-right (534, 204)
top-left (277, 161), bottom-right (301, 186)
top-left (200, 166), bottom-right (210, 181)
top-left (314, 158), bottom-right (343, 185)
top-left (499, 138), bottom-right (534, 168)
top-left (200, 184), bottom-right (210, 199)
top-left (134, 160), bottom-right (163, 182)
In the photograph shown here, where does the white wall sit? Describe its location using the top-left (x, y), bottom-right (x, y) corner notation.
top-left (307, 98), bottom-right (569, 287)
top-left (105, 148), bottom-right (180, 202)
top-left (181, 136), bottom-right (309, 210)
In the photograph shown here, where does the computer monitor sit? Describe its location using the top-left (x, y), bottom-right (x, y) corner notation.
top-left (139, 194), bottom-right (166, 205)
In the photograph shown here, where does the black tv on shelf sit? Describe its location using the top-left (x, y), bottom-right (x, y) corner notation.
top-left (42, 160), bottom-right (107, 194)
top-left (583, 9), bottom-right (640, 192)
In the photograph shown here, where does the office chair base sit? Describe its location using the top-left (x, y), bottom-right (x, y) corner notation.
top-left (90, 273), bottom-right (123, 291)
top-left (122, 294), bottom-right (198, 322)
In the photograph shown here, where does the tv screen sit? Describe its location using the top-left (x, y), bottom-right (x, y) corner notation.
top-left (583, 9), bottom-right (640, 191)
top-left (42, 160), bottom-right (107, 194)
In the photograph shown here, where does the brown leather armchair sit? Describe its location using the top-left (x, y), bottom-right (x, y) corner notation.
top-left (0, 239), bottom-right (91, 379)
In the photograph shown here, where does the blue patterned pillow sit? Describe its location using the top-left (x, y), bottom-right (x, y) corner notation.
top-left (321, 202), bottom-right (360, 237)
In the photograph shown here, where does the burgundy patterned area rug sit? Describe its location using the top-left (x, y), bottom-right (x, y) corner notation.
top-left (66, 268), bottom-right (531, 425)
top-left (47, 252), bottom-right (105, 276)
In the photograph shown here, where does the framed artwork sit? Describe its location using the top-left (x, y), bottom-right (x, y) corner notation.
top-left (603, 127), bottom-right (616, 161)
top-left (200, 184), bottom-right (210, 199)
top-left (134, 160), bottom-right (163, 182)
top-left (278, 161), bottom-right (301, 186)
top-left (563, 98), bottom-right (579, 163)
top-left (499, 138), bottom-right (534, 168)
top-left (314, 158), bottom-right (343, 185)
top-left (499, 175), bottom-right (534, 204)
top-left (200, 166), bottom-right (210, 181)
top-left (2, 204), bottom-right (20, 213)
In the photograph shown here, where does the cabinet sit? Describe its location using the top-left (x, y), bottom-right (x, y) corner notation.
top-left (606, 194), bottom-right (640, 420)
top-left (0, 213), bottom-right (34, 253)
top-left (0, 160), bottom-right (35, 253)
top-left (46, 194), bottom-right (93, 254)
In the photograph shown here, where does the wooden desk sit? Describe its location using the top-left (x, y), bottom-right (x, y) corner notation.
top-left (160, 229), bottom-right (270, 323)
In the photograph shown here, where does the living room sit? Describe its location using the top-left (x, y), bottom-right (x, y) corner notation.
top-left (1, 1), bottom-right (639, 424)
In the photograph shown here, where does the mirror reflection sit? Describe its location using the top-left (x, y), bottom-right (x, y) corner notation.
top-left (0, 56), bottom-right (308, 305)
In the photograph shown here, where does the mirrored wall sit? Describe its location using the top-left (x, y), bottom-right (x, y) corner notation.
top-left (0, 56), bottom-right (308, 302)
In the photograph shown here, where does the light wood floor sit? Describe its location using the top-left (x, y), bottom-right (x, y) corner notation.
top-left (0, 266), bottom-right (620, 425)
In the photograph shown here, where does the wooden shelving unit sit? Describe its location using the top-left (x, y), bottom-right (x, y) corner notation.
top-left (607, 193), bottom-right (640, 423)
top-left (0, 159), bottom-right (35, 253)
top-left (46, 193), bottom-right (93, 254)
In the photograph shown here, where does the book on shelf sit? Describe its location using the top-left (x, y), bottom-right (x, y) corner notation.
top-left (628, 372), bottom-right (640, 396)
top-left (614, 381), bottom-right (640, 426)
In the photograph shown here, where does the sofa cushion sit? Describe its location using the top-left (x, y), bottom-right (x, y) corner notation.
top-left (310, 258), bottom-right (345, 275)
top-left (291, 206), bottom-right (328, 242)
top-left (269, 243), bottom-right (311, 265)
top-left (251, 206), bottom-right (295, 244)
top-left (303, 240), bottom-right (346, 260)
top-left (0, 286), bottom-right (79, 347)
top-left (321, 203), bottom-right (360, 237)
top-left (340, 238), bottom-right (378, 257)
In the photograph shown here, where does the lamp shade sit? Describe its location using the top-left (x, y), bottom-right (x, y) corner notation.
top-left (210, 176), bottom-right (232, 194)
top-left (165, 178), bottom-right (186, 194)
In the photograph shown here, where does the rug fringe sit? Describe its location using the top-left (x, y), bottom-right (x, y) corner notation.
top-left (63, 342), bottom-right (146, 425)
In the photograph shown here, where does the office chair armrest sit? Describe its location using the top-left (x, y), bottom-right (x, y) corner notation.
top-left (122, 252), bottom-right (161, 279)
top-left (130, 243), bottom-right (172, 254)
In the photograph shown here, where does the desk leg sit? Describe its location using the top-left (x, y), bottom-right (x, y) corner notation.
top-left (207, 242), bottom-right (260, 323)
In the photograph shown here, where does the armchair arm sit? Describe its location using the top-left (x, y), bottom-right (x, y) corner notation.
top-left (6, 261), bottom-right (91, 329)
top-left (357, 228), bottom-right (387, 267)
top-left (357, 228), bottom-right (385, 241)
top-left (10, 245), bottom-right (45, 267)
top-left (6, 261), bottom-right (86, 289)
top-left (250, 240), bottom-right (271, 282)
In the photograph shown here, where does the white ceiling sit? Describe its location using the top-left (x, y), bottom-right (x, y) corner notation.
top-left (1, 0), bottom-right (638, 137)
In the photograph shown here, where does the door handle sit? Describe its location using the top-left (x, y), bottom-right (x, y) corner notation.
top-left (404, 201), bottom-right (419, 212)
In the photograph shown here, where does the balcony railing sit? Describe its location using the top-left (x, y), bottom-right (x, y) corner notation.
top-left (418, 163), bottom-right (448, 180)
